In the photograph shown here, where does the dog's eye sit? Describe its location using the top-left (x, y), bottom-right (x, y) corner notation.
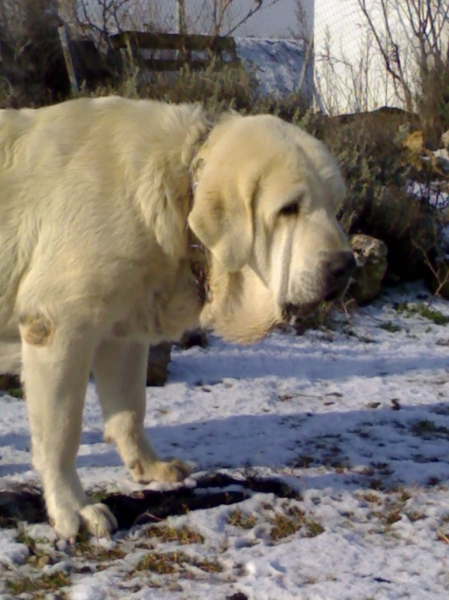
top-left (279, 202), bottom-right (300, 217)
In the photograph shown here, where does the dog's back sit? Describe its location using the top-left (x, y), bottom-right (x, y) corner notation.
top-left (0, 107), bottom-right (39, 362)
top-left (0, 97), bottom-right (207, 374)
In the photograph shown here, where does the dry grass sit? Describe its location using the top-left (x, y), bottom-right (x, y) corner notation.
top-left (136, 550), bottom-right (222, 575)
top-left (5, 571), bottom-right (70, 597)
top-left (228, 508), bottom-right (257, 530)
top-left (270, 512), bottom-right (303, 541)
top-left (269, 504), bottom-right (324, 541)
top-left (136, 552), bottom-right (180, 575)
top-left (437, 529), bottom-right (449, 544)
top-left (144, 524), bottom-right (204, 545)
top-left (356, 491), bottom-right (383, 505)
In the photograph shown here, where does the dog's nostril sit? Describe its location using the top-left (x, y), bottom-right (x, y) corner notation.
top-left (331, 252), bottom-right (356, 279)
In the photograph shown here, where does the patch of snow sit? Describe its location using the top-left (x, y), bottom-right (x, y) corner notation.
top-left (406, 180), bottom-right (449, 209)
top-left (235, 38), bottom-right (312, 99)
top-left (2, 283), bottom-right (449, 598)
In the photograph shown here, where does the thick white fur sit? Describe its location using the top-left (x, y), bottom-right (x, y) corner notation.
top-left (0, 97), bottom-right (352, 538)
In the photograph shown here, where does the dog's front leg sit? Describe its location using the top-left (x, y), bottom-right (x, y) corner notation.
top-left (93, 339), bottom-right (191, 483)
top-left (21, 320), bottom-right (117, 540)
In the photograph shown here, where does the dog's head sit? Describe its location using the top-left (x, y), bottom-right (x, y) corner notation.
top-left (188, 113), bottom-right (355, 343)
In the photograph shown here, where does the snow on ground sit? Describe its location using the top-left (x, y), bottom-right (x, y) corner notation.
top-left (407, 180), bottom-right (449, 210)
top-left (1, 283), bottom-right (449, 599)
top-left (235, 38), bottom-right (310, 98)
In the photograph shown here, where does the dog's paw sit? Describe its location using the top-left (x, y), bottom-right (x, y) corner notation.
top-left (50, 508), bottom-right (81, 541)
top-left (51, 503), bottom-right (117, 540)
top-left (132, 458), bottom-right (192, 483)
top-left (80, 503), bottom-right (118, 537)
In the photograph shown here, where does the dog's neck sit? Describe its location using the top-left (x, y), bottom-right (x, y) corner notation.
top-left (187, 126), bottom-right (212, 307)
top-left (188, 136), bottom-right (210, 197)
top-left (188, 231), bottom-right (209, 306)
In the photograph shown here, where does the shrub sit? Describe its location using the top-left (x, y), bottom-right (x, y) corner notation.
top-left (299, 109), bottom-right (439, 281)
top-left (85, 60), bottom-right (308, 123)
top-left (0, 22), bottom-right (440, 285)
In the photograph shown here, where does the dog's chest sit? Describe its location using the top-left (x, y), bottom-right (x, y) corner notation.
top-left (109, 258), bottom-right (201, 343)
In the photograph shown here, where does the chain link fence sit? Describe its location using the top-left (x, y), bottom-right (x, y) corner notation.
top-left (314, 0), bottom-right (449, 114)
top-left (313, 0), bottom-right (397, 113)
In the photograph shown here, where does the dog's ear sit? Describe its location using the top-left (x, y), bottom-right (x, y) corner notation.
top-left (188, 176), bottom-right (253, 273)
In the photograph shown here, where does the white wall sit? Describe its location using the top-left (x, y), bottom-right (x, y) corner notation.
top-left (226, 0), bottom-right (312, 39)
top-left (313, 0), bottom-right (398, 113)
top-left (76, 0), bottom-right (312, 38)
top-left (75, 0), bottom-right (448, 114)
top-left (313, 0), bottom-right (449, 114)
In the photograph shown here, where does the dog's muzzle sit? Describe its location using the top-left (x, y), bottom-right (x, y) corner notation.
top-left (281, 250), bottom-right (356, 320)
top-left (322, 250), bottom-right (357, 301)
top-left (282, 301), bottom-right (320, 321)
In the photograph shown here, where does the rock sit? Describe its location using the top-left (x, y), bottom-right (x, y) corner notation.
top-left (348, 234), bottom-right (388, 304)
top-left (178, 329), bottom-right (208, 350)
top-left (146, 342), bottom-right (172, 387)
top-left (146, 330), bottom-right (208, 387)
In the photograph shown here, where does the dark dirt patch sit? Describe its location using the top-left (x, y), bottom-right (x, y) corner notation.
top-left (0, 490), bottom-right (46, 528)
top-left (0, 473), bottom-right (301, 531)
top-left (107, 473), bottom-right (302, 529)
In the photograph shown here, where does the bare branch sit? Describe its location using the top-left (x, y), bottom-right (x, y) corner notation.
top-left (357, 0), bottom-right (414, 112)
top-left (224, 0), bottom-right (281, 37)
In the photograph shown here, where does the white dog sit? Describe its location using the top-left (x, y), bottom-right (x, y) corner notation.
top-left (0, 97), bottom-right (355, 538)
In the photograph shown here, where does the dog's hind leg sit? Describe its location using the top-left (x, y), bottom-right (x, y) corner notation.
top-left (20, 316), bottom-right (117, 540)
top-left (93, 339), bottom-right (191, 484)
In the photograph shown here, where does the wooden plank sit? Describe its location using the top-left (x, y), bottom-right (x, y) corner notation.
top-left (110, 31), bottom-right (237, 61)
top-left (142, 58), bottom-right (211, 71)
top-left (58, 25), bottom-right (78, 95)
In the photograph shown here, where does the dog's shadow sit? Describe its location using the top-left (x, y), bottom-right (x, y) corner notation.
top-left (170, 336), bottom-right (449, 383)
top-left (2, 400), bottom-right (449, 531)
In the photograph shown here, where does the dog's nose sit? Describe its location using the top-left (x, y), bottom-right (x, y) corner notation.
top-left (329, 251), bottom-right (357, 280)
top-left (323, 250), bottom-right (356, 300)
